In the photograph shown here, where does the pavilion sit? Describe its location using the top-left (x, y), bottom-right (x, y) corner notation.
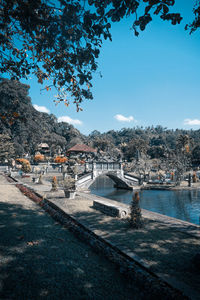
top-left (67, 144), bottom-right (97, 158)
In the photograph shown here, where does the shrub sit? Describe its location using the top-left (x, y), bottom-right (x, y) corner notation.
top-left (51, 176), bottom-right (58, 191)
top-left (15, 159), bottom-right (31, 173)
top-left (16, 158), bottom-right (30, 165)
top-left (68, 159), bottom-right (76, 166)
top-left (34, 154), bottom-right (45, 162)
top-left (193, 172), bottom-right (197, 183)
top-left (72, 165), bottom-right (79, 175)
top-left (62, 176), bottom-right (75, 191)
top-left (129, 192), bottom-right (143, 229)
top-left (54, 156), bottom-right (68, 164)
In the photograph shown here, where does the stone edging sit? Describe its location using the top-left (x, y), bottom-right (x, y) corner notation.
top-left (80, 191), bottom-right (200, 239)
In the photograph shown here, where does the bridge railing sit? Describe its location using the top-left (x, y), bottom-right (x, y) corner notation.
top-left (86, 162), bottom-right (121, 171)
top-left (77, 172), bottom-right (93, 185)
top-left (124, 173), bottom-right (139, 182)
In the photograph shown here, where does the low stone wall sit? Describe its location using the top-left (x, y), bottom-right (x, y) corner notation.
top-left (93, 199), bottom-right (130, 218)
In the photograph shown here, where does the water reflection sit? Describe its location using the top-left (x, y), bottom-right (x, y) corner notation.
top-left (90, 176), bottom-right (200, 225)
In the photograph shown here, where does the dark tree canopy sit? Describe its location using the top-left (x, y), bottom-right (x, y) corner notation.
top-left (0, 0), bottom-right (199, 109)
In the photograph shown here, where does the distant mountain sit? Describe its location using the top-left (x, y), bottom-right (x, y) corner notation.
top-left (0, 79), bottom-right (85, 156)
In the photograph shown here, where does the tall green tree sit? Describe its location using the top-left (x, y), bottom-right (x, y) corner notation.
top-left (192, 144), bottom-right (200, 166)
top-left (0, 134), bottom-right (15, 162)
top-left (1, 0), bottom-right (199, 109)
top-left (93, 137), bottom-right (111, 151)
top-left (173, 134), bottom-right (193, 184)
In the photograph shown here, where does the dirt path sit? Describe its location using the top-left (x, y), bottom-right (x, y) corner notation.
top-left (0, 174), bottom-right (143, 300)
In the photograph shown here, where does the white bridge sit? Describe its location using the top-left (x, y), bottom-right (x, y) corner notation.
top-left (76, 162), bottom-right (139, 191)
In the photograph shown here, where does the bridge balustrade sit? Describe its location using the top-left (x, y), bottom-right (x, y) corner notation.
top-left (96, 163), bottom-right (102, 170)
top-left (113, 163), bottom-right (120, 170)
top-left (85, 162), bottom-right (121, 171)
top-left (88, 163), bottom-right (93, 170)
top-left (77, 173), bottom-right (92, 184)
top-left (76, 161), bottom-right (139, 190)
top-left (103, 163), bottom-right (108, 170)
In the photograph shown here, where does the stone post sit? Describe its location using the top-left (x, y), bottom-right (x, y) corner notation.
top-left (62, 165), bottom-right (67, 180)
top-left (119, 162), bottom-right (124, 178)
top-left (188, 173), bottom-right (192, 187)
top-left (85, 162), bottom-right (89, 173)
top-left (92, 162), bottom-right (97, 179)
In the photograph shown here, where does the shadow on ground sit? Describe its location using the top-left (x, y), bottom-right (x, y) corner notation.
top-left (0, 201), bottom-right (143, 300)
top-left (69, 208), bottom-right (200, 293)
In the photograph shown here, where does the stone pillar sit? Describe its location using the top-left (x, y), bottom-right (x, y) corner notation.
top-left (85, 162), bottom-right (89, 173)
top-left (119, 162), bottom-right (124, 178)
top-left (62, 165), bottom-right (67, 180)
top-left (92, 162), bottom-right (97, 179)
top-left (188, 173), bottom-right (192, 187)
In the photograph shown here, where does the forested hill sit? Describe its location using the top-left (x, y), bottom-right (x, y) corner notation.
top-left (0, 79), bottom-right (85, 156)
top-left (1, 79), bottom-right (200, 163)
top-left (87, 127), bottom-right (200, 164)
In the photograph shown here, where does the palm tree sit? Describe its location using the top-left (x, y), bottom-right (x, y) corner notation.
top-left (176, 134), bottom-right (193, 153)
top-left (175, 135), bottom-right (193, 185)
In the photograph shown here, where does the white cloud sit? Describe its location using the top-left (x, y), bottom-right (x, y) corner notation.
top-left (184, 118), bottom-right (200, 126)
top-left (33, 104), bottom-right (50, 114)
top-left (114, 114), bottom-right (134, 122)
top-left (58, 116), bottom-right (83, 125)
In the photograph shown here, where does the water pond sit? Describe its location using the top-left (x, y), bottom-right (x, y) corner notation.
top-left (90, 176), bottom-right (200, 225)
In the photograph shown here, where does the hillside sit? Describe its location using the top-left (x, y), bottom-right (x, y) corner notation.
top-left (1, 79), bottom-right (200, 165)
top-left (0, 79), bottom-right (85, 156)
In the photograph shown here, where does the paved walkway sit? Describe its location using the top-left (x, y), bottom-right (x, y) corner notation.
top-left (0, 174), bottom-right (143, 299)
top-left (5, 173), bottom-right (200, 299)
top-left (46, 190), bottom-right (200, 299)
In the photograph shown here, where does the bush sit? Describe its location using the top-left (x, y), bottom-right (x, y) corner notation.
top-left (193, 172), bottom-right (197, 183)
top-left (16, 158), bottom-right (31, 173)
top-left (62, 176), bottom-right (75, 191)
top-left (68, 159), bottom-right (77, 166)
top-left (54, 156), bottom-right (68, 164)
top-left (129, 192), bottom-right (143, 229)
top-left (51, 176), bottom-right (58, 191)
top-left (16, 158), bottom-right (30, 165)
top-left (34, 154), bottom-right (45, 162)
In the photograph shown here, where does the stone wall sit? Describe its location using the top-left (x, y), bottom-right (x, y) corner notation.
top-left (93, 199), bottom-right (129, 218)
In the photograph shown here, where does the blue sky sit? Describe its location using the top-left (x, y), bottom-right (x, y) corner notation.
top-left (24, 0), bottom-right (200, 135)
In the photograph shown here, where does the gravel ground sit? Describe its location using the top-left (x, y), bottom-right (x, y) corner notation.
top-left (0, 174), bottom-right (143, 300)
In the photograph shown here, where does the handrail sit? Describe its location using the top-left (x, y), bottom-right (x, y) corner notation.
top-left (124, 173), bottom-right (140, 180)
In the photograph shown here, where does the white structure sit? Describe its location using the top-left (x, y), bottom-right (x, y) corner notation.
top-left (76, 161), bottom-right (139, 191)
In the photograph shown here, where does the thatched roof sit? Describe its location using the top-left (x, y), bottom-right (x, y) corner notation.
top-left (67, 144), bottom-right (96, 153)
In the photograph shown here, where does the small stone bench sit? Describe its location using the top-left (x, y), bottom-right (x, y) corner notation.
top-left (93, 199), bottom-right (129, 219)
